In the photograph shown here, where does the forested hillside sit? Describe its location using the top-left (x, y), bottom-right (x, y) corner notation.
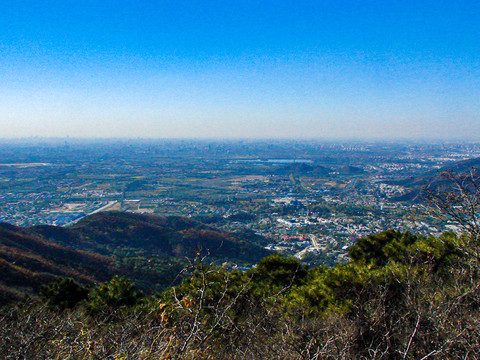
top-left (0, 211), bottom-right (272, 303)
top-left (2, 224), bottom-right (480, 359)
top-left (0, 223), bottom-right (115, 304)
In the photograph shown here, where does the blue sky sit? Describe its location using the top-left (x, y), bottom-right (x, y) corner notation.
top-left (1, 0), bottom-right (479, 139)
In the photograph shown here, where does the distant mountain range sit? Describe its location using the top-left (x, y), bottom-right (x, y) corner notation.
top-left (390, 157), bottom-right (480, 203)
top-left (0, 211), bottom-right (272, 304)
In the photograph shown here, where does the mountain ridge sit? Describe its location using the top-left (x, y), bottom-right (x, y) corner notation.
top-left (389, 157), bottom-right (480, 202)
top-left (0, 211), bottom-right (273, 304)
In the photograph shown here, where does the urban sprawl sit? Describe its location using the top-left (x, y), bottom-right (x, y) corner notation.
top-left (1, 139), bottom-right (478, 266)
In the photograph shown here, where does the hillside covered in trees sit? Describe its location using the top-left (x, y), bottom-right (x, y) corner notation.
top-left (0, 211), bottom-right (272, 303)
top-left (2, 226), bottom-right (480, 358)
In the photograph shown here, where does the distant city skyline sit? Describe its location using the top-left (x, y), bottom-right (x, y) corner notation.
top-left (1, 1), bottom-right (479, 139)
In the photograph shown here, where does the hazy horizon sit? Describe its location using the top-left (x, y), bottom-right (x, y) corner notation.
top-left (1, 1), bottom-right (479, 139)
top-left (1, 136), bottom-right (479, 145)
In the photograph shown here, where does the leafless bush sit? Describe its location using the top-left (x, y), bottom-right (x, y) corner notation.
top-left (425, 169), bottom-right (480, 260)
top-left (0, 301), bottom-right (171, 359)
